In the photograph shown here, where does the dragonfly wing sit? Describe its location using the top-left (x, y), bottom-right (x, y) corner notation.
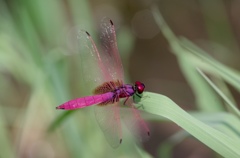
top-left (99, 17), bottom-right (124, 81)
top-left (67, 19), bottom-right (125, 147)
top-left (67, 28), bottom-right (113, 95)
top-left (121, 98), bottom-right (150, 142)
top-left (67, 18), bottom-right (124, 94)
top-left (94, 103), bottom-right (122, 148)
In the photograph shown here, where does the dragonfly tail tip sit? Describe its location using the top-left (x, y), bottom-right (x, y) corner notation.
top-left (56, 106), bottom-right (65, 110)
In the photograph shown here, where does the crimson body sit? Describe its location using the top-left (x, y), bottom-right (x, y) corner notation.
top-left (56, 81), bottom-right (144, 110)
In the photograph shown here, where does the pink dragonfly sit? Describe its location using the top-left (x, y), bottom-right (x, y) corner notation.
top-left (56, 18), bottom-right (150, 148)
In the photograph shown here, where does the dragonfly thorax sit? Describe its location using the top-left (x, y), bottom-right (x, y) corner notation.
top-left (117, 84), bottom-right (135, 98)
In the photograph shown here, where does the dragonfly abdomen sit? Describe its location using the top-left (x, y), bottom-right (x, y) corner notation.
top-left (56, 92), bottom-right (114, 110)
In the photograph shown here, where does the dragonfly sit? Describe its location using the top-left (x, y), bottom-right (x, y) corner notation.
top-left (56, 18), bottom-right (150, 148)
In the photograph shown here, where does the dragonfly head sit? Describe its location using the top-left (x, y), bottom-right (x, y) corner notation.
top-left (134, 81), bottom-right (145, 94)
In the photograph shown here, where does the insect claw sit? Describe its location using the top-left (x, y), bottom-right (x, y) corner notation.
top-left (135, 103), bottom-right (144, 109)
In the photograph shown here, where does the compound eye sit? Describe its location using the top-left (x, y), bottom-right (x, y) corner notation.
top-left (135, 81), bottom-right (145, 94)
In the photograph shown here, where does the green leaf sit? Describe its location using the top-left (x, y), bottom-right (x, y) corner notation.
top-left (197, 68), bottom-right (240, 118)
top-left (0, 107), bottom-right (14, 158)
top-left (140, 92), bottom-right (240, 158)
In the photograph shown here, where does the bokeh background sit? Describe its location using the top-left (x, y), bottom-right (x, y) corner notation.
top-left (1, 0), bottom-right (240, 157)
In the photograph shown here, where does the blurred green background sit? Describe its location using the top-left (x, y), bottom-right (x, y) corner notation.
top-left (1, 0), bottom-right (240, 157)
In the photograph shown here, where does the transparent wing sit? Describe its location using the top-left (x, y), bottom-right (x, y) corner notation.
top-left (94, 103), bottom-right (122, 148)
top-left (67, 28), bottom-right (112, 95)
top-left (93, 18), bottom-right (126, 148)
top-left (99, 17), bottom-right (124, 81)
top-left (67, 19), bottom-right (125, 148)
top-left (121, 98), bottom-right (150, 142)
top-left (66, 18), bottom-right (124, 95)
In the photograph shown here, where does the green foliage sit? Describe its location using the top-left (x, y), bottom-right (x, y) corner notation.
top-left (1, 1), bottom-right (240, 158)
top-left (141, 92), bottom-right (240, 157)
top-left (151, 5), bottom-right (240, 157)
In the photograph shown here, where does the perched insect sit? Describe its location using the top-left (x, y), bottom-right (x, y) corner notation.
top-left (56, 18), bottom-right (150, 148)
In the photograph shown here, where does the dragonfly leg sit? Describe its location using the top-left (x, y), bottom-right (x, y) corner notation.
top-left (115, 94), bottom-right (120, 103)
top-left (135, 103), bottom-right (145, 110)
top-left (135, 93), bottom-right (142, 98)
top-left (136, 93), bottom-right (150, 100)
top-left (133, 94), bottom-right (146, 110)
top-left (123, 96), bottom-right (129, 105)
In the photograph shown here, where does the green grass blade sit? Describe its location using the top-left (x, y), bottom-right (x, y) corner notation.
top-left (135, 145), bottom-right (153, 158)
top-left (180, 38), bottom-right (240, 92)
top-left (48, 110), bottom-right (76, 132)
top-left (140, 92), bottom-right (240, 158)
top-left (197, 68), bottom-right (240, 117)
top-left (0, 107), bottom-right (15, 158)
top-left (158, 130), bottom-right (188, 158)
top-left (151, 6), bottom-right (224, 112)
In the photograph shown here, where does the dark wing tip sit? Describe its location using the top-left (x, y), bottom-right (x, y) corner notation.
top-left (85, 31), bottom-right (90, 36)
top-left (110, 19), bottom-right (113, 25)
top-left (120, 139), bottom-right (122, 144)
top-left (148, 131), bottom-right (150, 136)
